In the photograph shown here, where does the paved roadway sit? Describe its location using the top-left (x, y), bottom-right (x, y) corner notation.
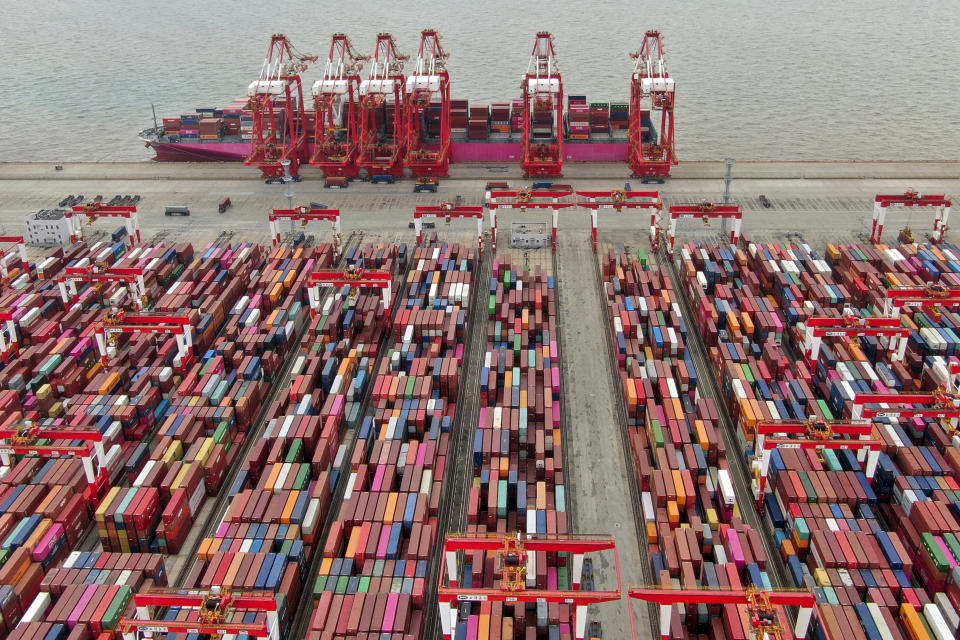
top-left (1, 161), bottom-right (958, 259)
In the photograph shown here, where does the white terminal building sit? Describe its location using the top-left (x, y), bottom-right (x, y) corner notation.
top-left (26, 209), bottom-right (72, 246)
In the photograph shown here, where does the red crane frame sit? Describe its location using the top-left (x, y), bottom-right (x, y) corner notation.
top-left (66, 203), bottom-right (140, 245)
top-left (357, 33), bottom-right (409, 179)
top-left (871, 190), bottom-right (952, 243)
top-left (628, 31), bottom-right (677, 178)
top-left (94, 312), bottom-right (194, 372)
top-left (437, 533), bottom-right (622, 640)
top-left (882, 282), bottom-right (960, 318)
top-left (522, 33), bottom-right (564, 178)
top-left (269, 206), bottom-right (342, 257)
top-left (245, 34), bottom-right (317, 180)
top-left (628, 587), bottom-right (817, 640)
top-left (802, 315), bottom-right (909, 367)
top-left (58, 265), bottom-right (147, 311)
top-left (749, 419), bottom-right (881, 512)
top-left (487, 188), bottom-right (576, 251)
top-left (576, 190), bottom-right (663, 252)
top-left (663, 202), bottom-right (743, 256)
top-left (404, 29), bottom-right (451, 178)
top-left (0, 421), bottom-right (110, 503)
top-left (310, 34), bottom-right (368, 178)
top-left (119, 588), bottom-right (279, 640)
top-left (0, 236), bottom-right (29, 285)
top-left (414, 204), bottom-right (484, 250)
top-left (853, 391), bottom-right (960, 421)
top-left (307, 269), bottom-right (393, 323)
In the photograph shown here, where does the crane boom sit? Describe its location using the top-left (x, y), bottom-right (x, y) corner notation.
top-left (310, 34), bottom-right (368, 178)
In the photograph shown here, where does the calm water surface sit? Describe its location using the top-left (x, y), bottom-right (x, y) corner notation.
top-left (1, 0), bottom-right (957, 162)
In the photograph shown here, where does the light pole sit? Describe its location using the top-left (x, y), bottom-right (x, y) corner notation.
top-left (722, 158), bottom-right (734, 236)
top-left (282, 159), bottom-right (295, 235)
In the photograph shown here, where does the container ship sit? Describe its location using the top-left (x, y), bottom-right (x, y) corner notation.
top-left (139, 30), bottom-right (677, 179)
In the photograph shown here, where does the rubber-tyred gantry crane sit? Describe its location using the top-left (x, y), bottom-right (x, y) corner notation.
top-left (308, 267), bottom-right (393, 324)
top-left (0, 236), bottom-right (29, 285)
top-left (310, 34), bottom-right (368, 179)
top-left (882, 282), bottom-right (960, 318)
top-left (0, 310), bottom-right (18, 363)
top-left (66, 202), bottom-right (140, 245)
top-left (358, 33), bottom-right (409, 179)
top-left (94, 310), bottom-right (194, 372)
top-left (404, 29), bottom-right (451, 178)
top-left (58, 265), bottom-right (147, 311)
top-left (628, 31), bottom-right (677, 178)
top-left (245, 34), bottom-right (317, 180)
top-left (522, 33), bottom-right (564, 178)
top-left (118, 587), bottom-right (279, 640)
top-left (487, 187), bottom-right (576, 251)
top-left (749, 419), bottom-right (882, 512)
top-left (628, 586), bottom-right (817, 640)
top-left (414, 204), bottom-right (484, 250)
top-left (0, 420), bottom-right (110, 503)
top-left (269, 206), bottom-right (342, 258)
top-left (802, 314), bottom-right (910, 367)
top-left (576, 190), bottom-right (663, 252)
top-left (437, 533), bottom-right (621, 640)
top-left (661, 201), bottom-right (743, 256)
top-left (870, 189), bottom-right (952, 244)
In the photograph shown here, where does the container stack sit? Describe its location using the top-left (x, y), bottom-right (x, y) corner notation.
top-left (468, 104), bottom-right (489, 140)
top-left (490, 103), bottom-right (511, 134)
top-left (451, 99), bottom-right (469, 136)
top-left (7, 552), bottom-right (168, 638)
top-left (680, 239), bottom-right (960, 639)
top-left (589, 102), bottom-right (610, 135)
top-left (567, 95), bottom-right (589, 140)
top-left (179, 113), bottom-right (200, 140)
top-left (162, 118), bottom-right (180, 137)
top-left (532, 99), bottom-right (554, 140)
top-left (610, 103), bottom-right (630, 130)
top-left (601, 249), bottom-right (787, 639)
top-left (198, 118), bottom-right (222, 141)
top-left (511, 100), bottom-right (524, 134)
top-left (308, 242), bottom-right (475, 639)
top-left (456, 257), bottom-right (573, 639)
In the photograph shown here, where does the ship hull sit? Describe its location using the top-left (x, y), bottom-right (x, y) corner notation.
top-left (143, 139), bottom-right (629, 164)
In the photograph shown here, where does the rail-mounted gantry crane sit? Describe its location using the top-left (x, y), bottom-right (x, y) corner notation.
top-left (522, 33), bottom-right (564, 178)
top-left (358, 33), bottom-right (409, 179)
top-left (629, 30), bottom-right (677, 179)
top-left (66, 202), bottom-right (140, 245)
top-left (871, 189), bottom-right (952, 244)
top-left (310, 34), bottom-right (368, 179)
top-left (749, 418), bottom-right (883, 512)
top-left (245, 34), bottom-right (317, 180)
top-left (404, 29), bottom-right (451, 178)
top-left (437, 533), bottom-right (621, 640)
